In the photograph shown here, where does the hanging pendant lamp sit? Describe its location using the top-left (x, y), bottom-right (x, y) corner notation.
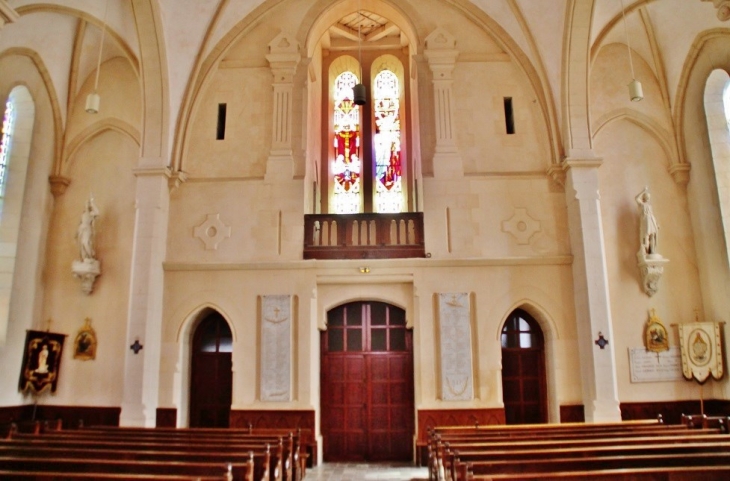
top-left (86, 0), bottom-right (110, 113)
top-left (620, 0), bottom-right (643, 102)
top-left (353, 3), bottom-right (367, 105)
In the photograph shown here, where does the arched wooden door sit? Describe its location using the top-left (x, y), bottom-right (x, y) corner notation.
top-left (321, 301), bottom-right (414, 461)
top-left (190, 311), bottom-right (233, 427)
top-left (500, 309), bottom-right (547, 424)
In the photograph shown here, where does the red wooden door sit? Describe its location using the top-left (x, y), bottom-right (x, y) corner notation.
top-left (190, 312), bottom-right (233, 428)
top-left (321, 302), bottom-right (414, 461)
top-left (500, 309), bottom-right (547, 424)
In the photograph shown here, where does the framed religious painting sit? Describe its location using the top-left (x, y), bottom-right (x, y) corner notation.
top-left (18, 329), bottom-right (67, 394)
top-left (73, 318), bottom-right (97, 360)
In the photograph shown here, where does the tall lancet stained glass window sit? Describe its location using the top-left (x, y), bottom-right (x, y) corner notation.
top-left (0, 98), bottom-right (14, 196)
top-left (333, 71), bottom-right (361, 214)
top-left (373, 70), bottom-right (402, 213)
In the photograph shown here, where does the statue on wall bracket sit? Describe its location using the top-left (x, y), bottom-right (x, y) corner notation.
top-left (635, 187), bottom-right (669, 297)
top-left (71, 195), bottom-right (100, 294)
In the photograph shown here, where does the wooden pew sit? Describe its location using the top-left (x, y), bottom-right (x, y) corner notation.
top-left (0, 456), bottom-right (252, 481)
top-left (430, 428), bottom-right (723, 480)
top-left (455, 452), bottom-right (730, 480)
top-left (2, 436), bottom-right (277, 481)
top-left (51, 426), bottom-right (304, 481)
top-left (0, 471), bottom-right (229, 480)
top-left (461, 465), bottom-right (730, 480)
top-left (445, 441), bottom-right (730, 481)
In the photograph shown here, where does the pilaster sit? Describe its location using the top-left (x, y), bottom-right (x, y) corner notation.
top-left (265, 33), bottom-right (301, 182)
top-left (424, 28), bottom-right (462, 179)
top-left (564, 157), bottom-right (621, 422)
top-left (119, 165), bottom-right (172, 427)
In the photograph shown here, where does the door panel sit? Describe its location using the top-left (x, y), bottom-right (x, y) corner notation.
top-left (190, 313), bottom-right (232, 428)
top-left (500, 309), bottom-right (547, 425)
top-left (322, 302), bottom-right (414, 462)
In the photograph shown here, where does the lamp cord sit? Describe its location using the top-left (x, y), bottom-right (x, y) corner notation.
top-left (619, 0), bottom-right (636, 79)
top-left (93, 0), bottom-right (111, 92)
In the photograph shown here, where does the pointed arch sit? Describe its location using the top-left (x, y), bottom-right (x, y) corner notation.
top-left (0, 48), bottom-right (63, 176)
top-left (64, 118), bottom-right (141, 168)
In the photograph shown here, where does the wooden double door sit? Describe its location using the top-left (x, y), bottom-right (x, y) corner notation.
top-left (321, 301), bottom-right (414, 461)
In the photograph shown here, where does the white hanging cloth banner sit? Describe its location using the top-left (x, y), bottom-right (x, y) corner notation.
top-left (677, 322), bottom-right (724, 383)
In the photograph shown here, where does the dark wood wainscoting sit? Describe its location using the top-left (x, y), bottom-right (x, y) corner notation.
top-left (560, 404), bottom-right (585, 422)
top-left (621, 400), bottom-right (730, 424)
top-left (0, 405), bottom-right (119, 429)
top-left (156, 407), bottom-right (177, 427)
top-left (229, 409), bottom-right (315, 430)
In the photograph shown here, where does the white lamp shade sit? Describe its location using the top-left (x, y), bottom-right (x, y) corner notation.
top-left (629, 79), bottom-right (643, 102)
top-left (85, 92), bottom-right (100, 113)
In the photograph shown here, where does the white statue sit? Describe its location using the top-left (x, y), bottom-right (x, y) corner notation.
top-left (76, 195), bottom-right (99, 262)
top-left (635, 186), bottom-right (659, 257)
top-left (72, 195), bottom-right (101, 294)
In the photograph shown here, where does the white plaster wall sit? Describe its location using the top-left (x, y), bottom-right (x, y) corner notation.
top-left (39, 129), bottom-right (136, 407)
top-left (596, 119), bottom-right (702, 402)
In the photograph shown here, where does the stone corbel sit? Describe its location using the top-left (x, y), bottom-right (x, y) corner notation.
top-left (637, 253), bottom-right (669, 297)
top-left (168, 170), bottom-right (188, 191)
top-left (669, 163), bottom-right (691, 188)
top-left (72, 259), bottom-right (101, 295)
top-left (48, 175), bottom-right (71, 197)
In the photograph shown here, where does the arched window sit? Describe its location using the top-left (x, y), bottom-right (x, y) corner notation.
top-left (333, 70), bottom-right (362, 214)
top-left (324, 50), bottom-right (408, 215)
top-left (704, 70), bottom-right (730, 267)
top-left (0, 86), bottom-right (34, 343)
top-left (373, 69), bottom-right (402, 213)
top-left (0, 97), bottom-right (15, 197)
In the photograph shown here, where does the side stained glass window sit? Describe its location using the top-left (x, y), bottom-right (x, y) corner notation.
top-left (332, 71), bottom-right (361, 214)
top-left (0, 98), bottom-right (15, 196)
top-left (373, 70), bottom-right (402, 213)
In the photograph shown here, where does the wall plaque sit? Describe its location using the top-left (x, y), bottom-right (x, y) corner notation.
top-left (628, 346), bottom-right (683, 383)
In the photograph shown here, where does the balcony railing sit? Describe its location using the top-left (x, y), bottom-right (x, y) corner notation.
top-left (303, 213), bottom-right (426, 260)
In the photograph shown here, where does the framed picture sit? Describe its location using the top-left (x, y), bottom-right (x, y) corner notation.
top-left (74, 318), bottom-right (97, 361)
top-left (18, 330), bottom-right (67, 394)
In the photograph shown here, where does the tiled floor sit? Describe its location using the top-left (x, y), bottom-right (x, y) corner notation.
top-left (307, 462), bottom-right (429, 481)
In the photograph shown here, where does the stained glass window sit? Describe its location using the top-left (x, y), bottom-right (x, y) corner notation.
top-left (373, 70), bottom-right (402, 213)
top-left (0, 98), bottom-right (14, 196)
top-left (332, 71), bottom-right (361, 214)
top-left (724, 83), bottom-right (730, 131)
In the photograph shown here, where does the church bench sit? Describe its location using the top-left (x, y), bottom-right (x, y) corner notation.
top-left (83, 425), bottom-right (316, 468)
top-left (461, 465), bottom-right (730, 481)
top-left (0, 456), bottom-right (253, 481)
top-left (429, 429), bottom-right (724, 479)
top-left (430, 418), bottom-right (663, 436)
top-left (453, 452), bottom-right (730, 480)
top-left (444, 441), bottom-right (730, 481)
top-left (39, 427), bottom-right (304, 480)
top-left (0, 444), bottom-right (273, 481)
top-left (1, 438), bottom-right (278, 481)
top-left (0, 471), bottom-right (230, 480)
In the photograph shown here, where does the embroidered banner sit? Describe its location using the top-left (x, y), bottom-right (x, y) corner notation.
top-left (260, 295), bottom-right (292, 401)
top-left (18, 330), bottom-right (67, 394)
top-left (437, 292), bottom-right (474, 401)
top-left (678, 322), bottom-right (724, 383)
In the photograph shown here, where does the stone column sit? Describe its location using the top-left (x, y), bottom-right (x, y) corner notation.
top-left (119, 165), bottom-right (171, 427)
top-left (564, 158), bottom-right (621, 422)
top-left (265, 33), bottom-right (301, 182)
top-left (424, 28), bottom-right (462, 179)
